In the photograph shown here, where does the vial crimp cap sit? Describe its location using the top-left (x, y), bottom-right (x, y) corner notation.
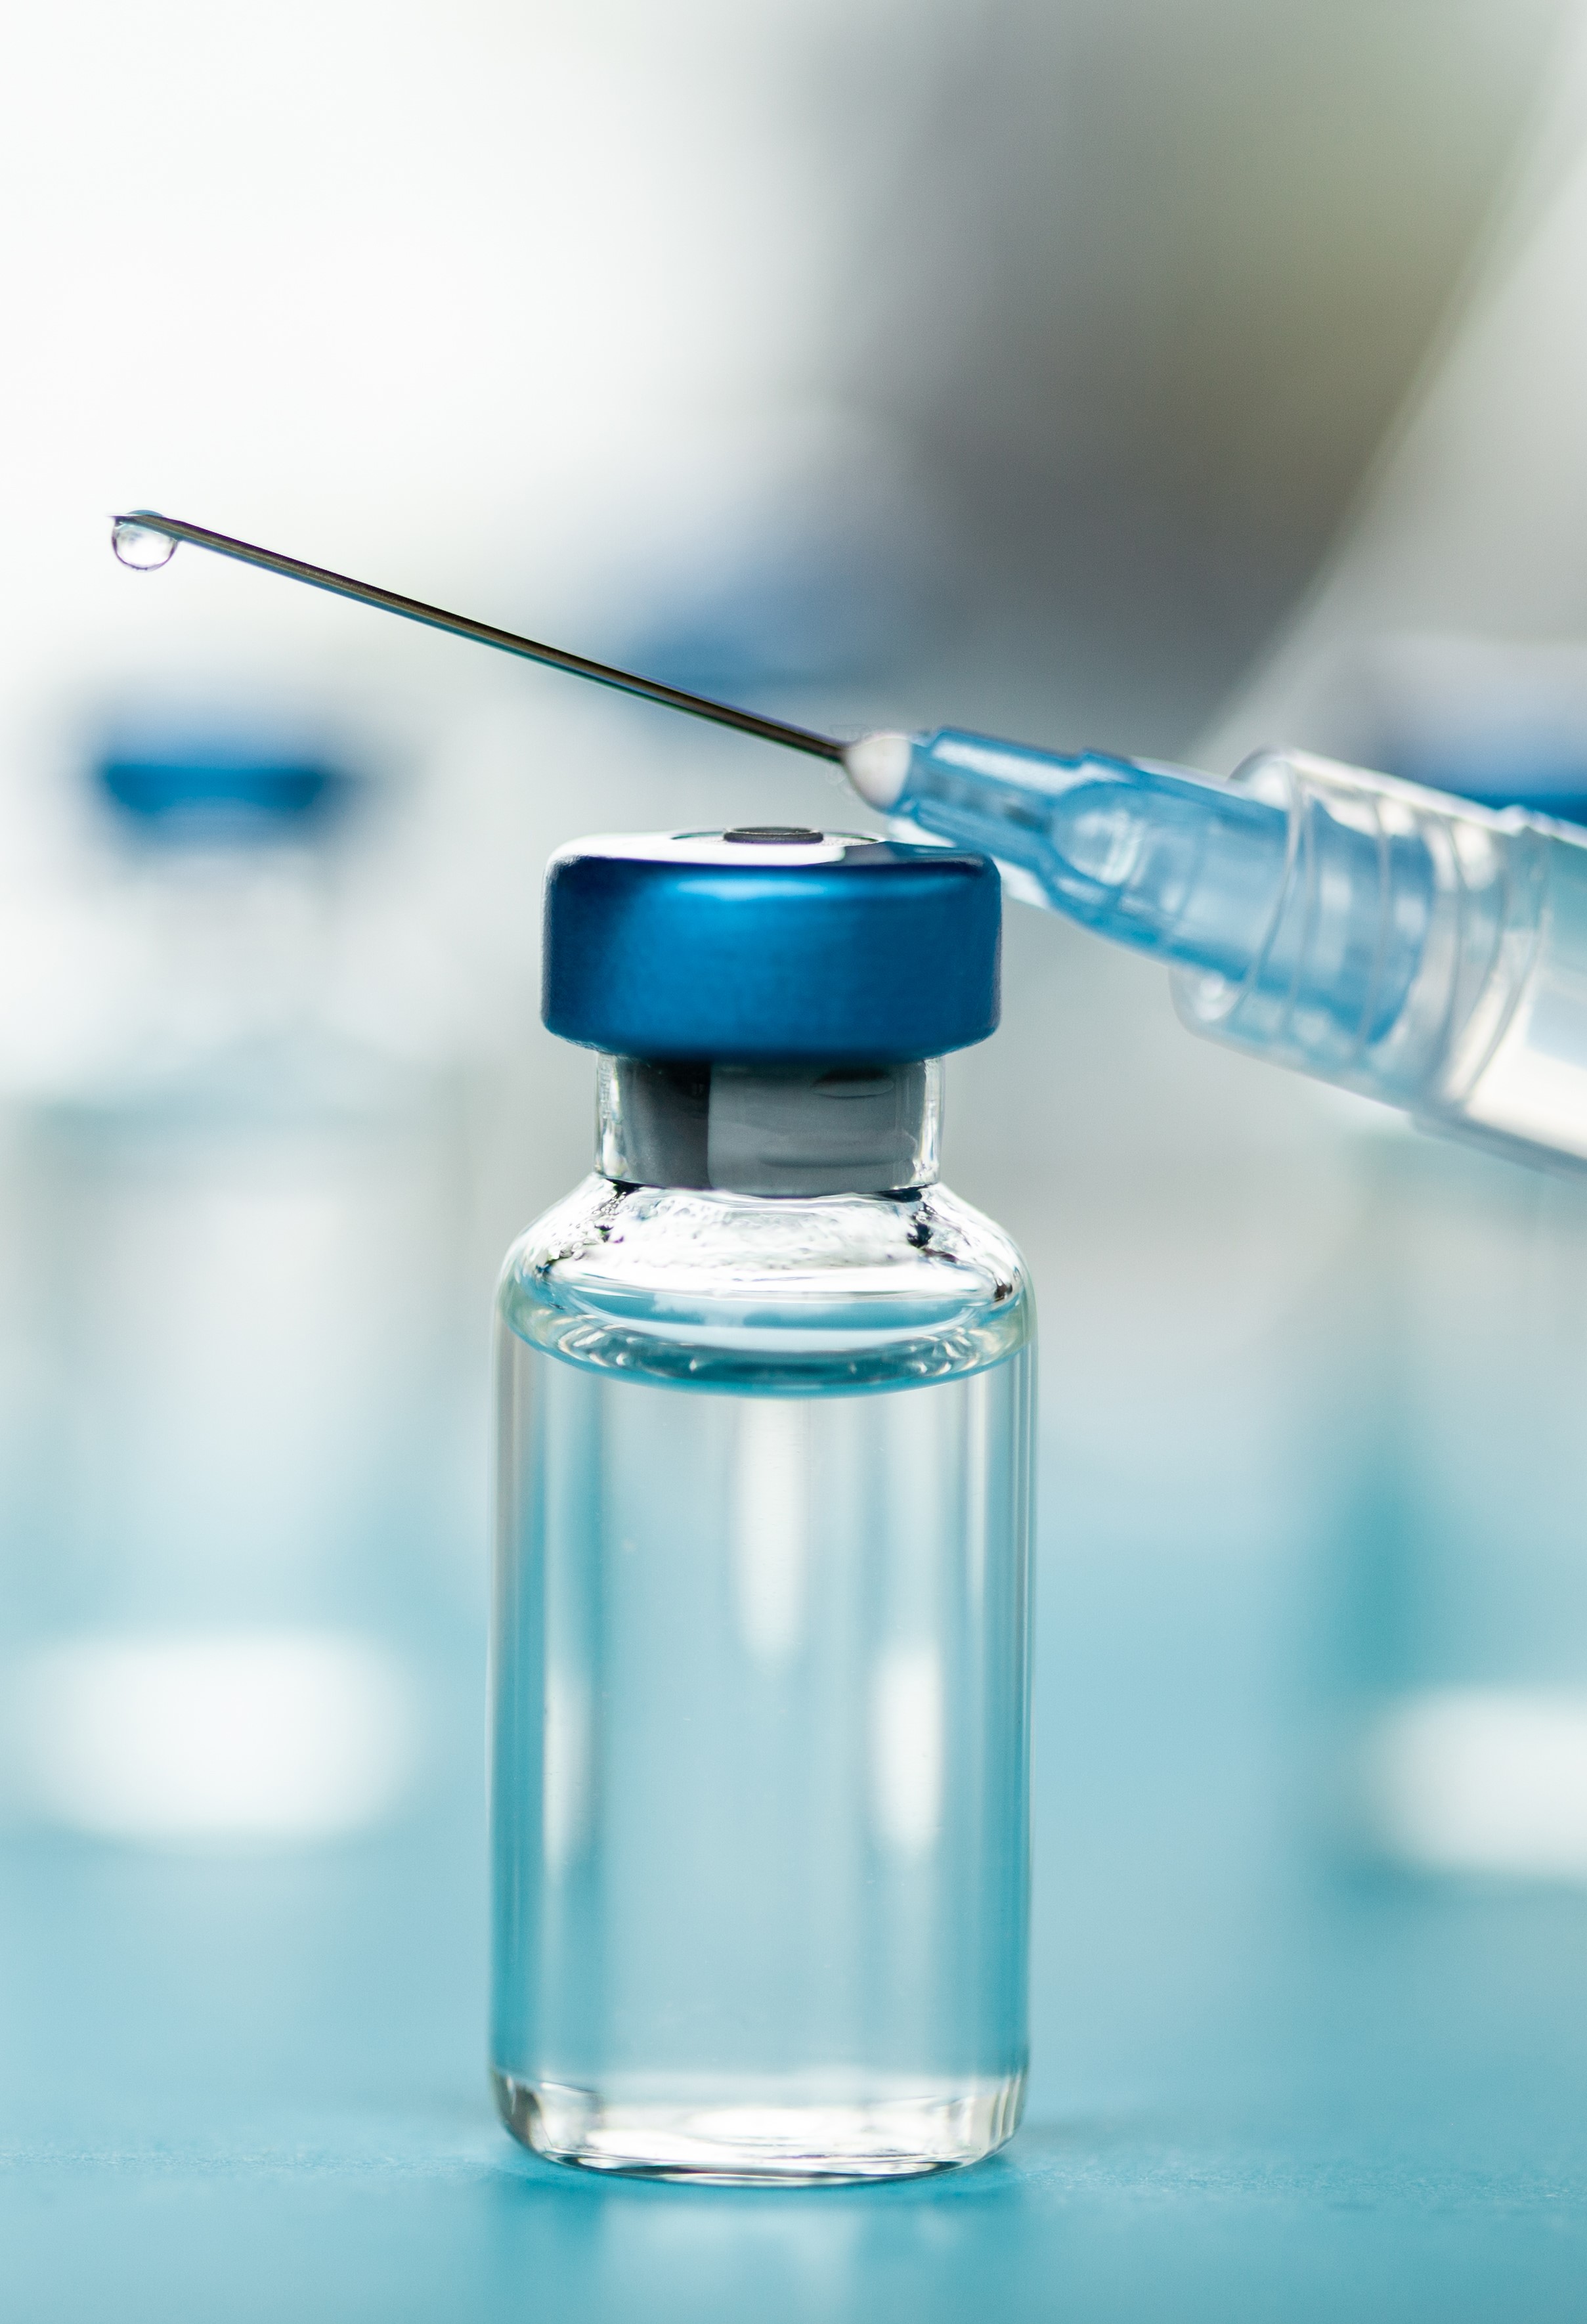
top-left (542, 829), bottom-right (1001, 1063)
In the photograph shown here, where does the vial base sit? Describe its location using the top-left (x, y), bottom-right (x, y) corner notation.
top-left (492, 2069), bottom-right (1025, 2183)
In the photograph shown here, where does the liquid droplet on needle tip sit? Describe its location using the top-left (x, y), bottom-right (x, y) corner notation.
top-left (111, 516), bottom-right (177, 570)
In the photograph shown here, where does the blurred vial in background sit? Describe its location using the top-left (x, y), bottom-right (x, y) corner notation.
top-left (1313, 646), bottom-right (1587, 1883)
top-left (0, 720), bottom-right (478, 1847)
top-left (1329, 1119), bottom-right (1587, 1883)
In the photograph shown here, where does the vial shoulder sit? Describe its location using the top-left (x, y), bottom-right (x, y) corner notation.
top-left (496, 1173), bottom-right (1032, 1395)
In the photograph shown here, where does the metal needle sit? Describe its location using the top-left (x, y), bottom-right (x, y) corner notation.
top-left (110, 510), bottom-right (850, 766)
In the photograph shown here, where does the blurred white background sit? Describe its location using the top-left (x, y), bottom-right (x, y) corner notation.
top-left (1, 0), bottom-right (1586, 1941)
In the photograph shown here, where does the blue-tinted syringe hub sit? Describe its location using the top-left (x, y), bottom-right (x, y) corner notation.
top-left (847, 729), bottom-right (1587, 1171)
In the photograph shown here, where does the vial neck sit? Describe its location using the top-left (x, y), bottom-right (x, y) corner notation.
top-left (596, 1057), bottom-right (942, 1196)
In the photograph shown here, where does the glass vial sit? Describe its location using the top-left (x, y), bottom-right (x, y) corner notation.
top-left (490, 828), bottom-right (1033, 2181)
top-left (1, 733), bottom-right (473, 1847)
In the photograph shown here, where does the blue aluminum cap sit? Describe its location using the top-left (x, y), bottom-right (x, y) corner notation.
top-left (543, 827), bottom-right (1001, 1063)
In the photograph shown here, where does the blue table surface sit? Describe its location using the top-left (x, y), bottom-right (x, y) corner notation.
top-left (6, 1543), bottom-right (1587, 2323)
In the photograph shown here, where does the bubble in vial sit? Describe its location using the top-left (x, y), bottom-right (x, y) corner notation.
top-left (111, 516), bottom-right (177, 570)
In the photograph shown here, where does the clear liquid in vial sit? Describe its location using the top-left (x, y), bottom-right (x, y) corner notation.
top-left (492, 1321), bottom-right (1032, 2181)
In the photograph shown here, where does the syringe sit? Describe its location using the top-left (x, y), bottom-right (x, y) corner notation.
top-left (844, 729), bottom-right (1586, 1172)
top-left (112, 510), bottom-right (1587, 1171)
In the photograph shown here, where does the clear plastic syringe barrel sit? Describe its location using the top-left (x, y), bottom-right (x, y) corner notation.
top-left (848, 728), bottom-right (1587, 1170)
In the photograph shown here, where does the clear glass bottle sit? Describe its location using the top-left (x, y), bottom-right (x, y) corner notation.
top-left (490, 827), bottom-right (1033, 2181)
